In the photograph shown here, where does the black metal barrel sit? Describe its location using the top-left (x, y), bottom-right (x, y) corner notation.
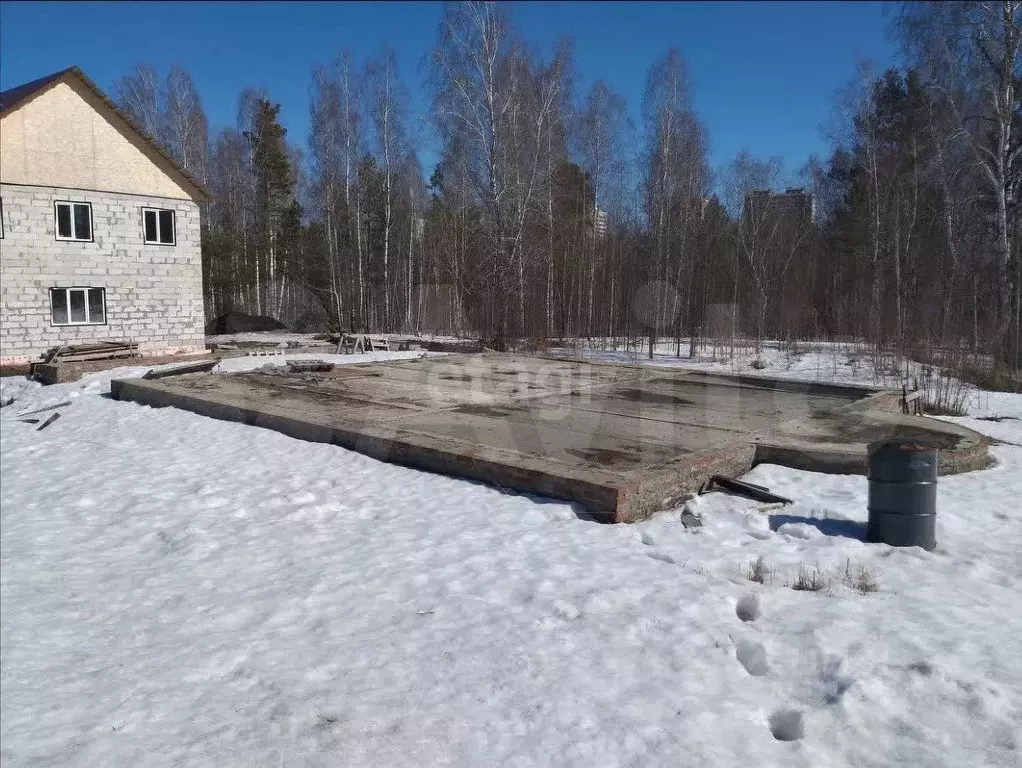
top-left (867, 439), bottom-right (938, 550)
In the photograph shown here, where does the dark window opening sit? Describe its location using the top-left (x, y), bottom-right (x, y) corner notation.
top-left (142, 207), bottom-right (176, 245)
top-left (69, 290), bottom-right (87, 323)
top-left (55, 202), bottom-right (92, 241)
top-left (158, 209), bottom-right (175, 244)
top-left (144, 209), bottom-right (158, 243)
top-left (49, 287), bottom-right (106, 325)
top-left (73, 203), bottom-right (91, 240)
top-left (51, 290), bottom-right (69, 324)
top-left (57, 205), bottom-right (72, 239)
top-left (87, 288), bottom-right (105, 324)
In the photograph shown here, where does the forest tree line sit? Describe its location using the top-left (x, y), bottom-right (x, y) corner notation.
top-left (114, 1), bottom-right (1020, 369)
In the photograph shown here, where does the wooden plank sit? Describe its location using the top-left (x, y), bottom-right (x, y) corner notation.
top-left (56, 350), bottom-right (139, 362)
top-left (700, 474), bottom-right (792, 505)
top-left (17, 400), bottom-right (72, 417)
top-left (142, 360), bottom-right (219, 380)
top-left (55, 342), bottom-right (140, 362)
top-left (37, 412), bottom-right (60, 431)
top-left (42, 345), bottom-right (68, 364)
top-left (58, 341), bottom-right (137, 353)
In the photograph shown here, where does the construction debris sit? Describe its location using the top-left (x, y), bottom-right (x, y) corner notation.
top-left (17, 401), bottom-right (72, 418)
top-left (142, 360), bottom-right (219, 380)
top-left (699, 475), bottom-right (793, 505)
top-left (286, 360), bottom-right (335, 374)
top-left (244, 349), bottom-right (286, 357)
top-left (36, 413), bottom-right (60, 431)
top-left (17, 419), bottom-right (40, 425)
top-left (680, 508), bottom-right (704, 529)
top-left (41, 342), bottom-right (140, 364)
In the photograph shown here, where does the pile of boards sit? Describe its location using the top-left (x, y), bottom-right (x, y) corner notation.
top-left (40, 341), bottom-right (139, 364)
top-left (14, 400), bottom-right (69, 431)
top-left (28, 342), bottom-right (141, 380)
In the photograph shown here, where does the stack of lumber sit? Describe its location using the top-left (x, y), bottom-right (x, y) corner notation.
top-left (42, 341), bottom-right (140, 364)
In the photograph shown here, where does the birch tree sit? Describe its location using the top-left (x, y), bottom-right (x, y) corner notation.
top-left (578, 80), bottom-right (630, 336)
top-left (114, 64), bottom-right (163, 143)
top-left (642, 48), bottom-right (709, 357)
top-left (901, 0), bottom-right (1021, 345)
top-left (365, 45), bottom-right (411, 330)
top-left (430, 1), bottom-right (564, 346)
top-left (163, 65), bottom-right (209, 183)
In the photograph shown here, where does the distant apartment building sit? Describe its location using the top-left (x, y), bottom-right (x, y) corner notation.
top-left (742, 187), bottom-right (815, 229)
top-left (594, 207), bottom-right (608, 240)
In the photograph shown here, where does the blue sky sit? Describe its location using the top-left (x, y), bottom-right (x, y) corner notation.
top-left (0, 1), bottom-right (899, 184)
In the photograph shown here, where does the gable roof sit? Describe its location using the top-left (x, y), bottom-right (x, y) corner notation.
top-left (0, 68), bottom-right (72, 112)
top-left (0, 66), bottom-right (211, 202)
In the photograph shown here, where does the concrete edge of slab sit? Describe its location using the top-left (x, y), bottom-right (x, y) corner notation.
top-left (109, 366), bottom-right (992, 524)
top-left (537, 353), bottom-right (888, 400)
top-left (110, 377), bottom-right (625, 517)
top-left (751, 410), bottom-right (990, 477)
top-left (617, 440), bottom-right (758, 523)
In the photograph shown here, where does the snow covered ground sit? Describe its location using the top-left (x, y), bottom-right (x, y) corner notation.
top-left (1, 350), bottom-right (1021, 766)
top-left (551, 338), bottom-right (933, 389)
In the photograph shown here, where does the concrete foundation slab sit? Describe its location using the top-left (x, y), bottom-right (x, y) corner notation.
top-left (110, 354), bottom-right (990, 522)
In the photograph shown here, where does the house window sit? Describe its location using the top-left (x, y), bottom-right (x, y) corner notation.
top-left (50, 287), bottom-right (106, 325)
top-left (55, 201), bottom-right (93, 241)
top-left (142, 207), bottom-right (176, 245)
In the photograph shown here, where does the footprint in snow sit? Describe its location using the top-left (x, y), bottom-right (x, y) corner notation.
top-left (735, 639), bottom-right (771, 677)
top-left (769, 708), bottom-right (805, 741)
top-left (735, 594), bottom-right (761, 622)
top-left (640, 531), bottom-right (656, 546)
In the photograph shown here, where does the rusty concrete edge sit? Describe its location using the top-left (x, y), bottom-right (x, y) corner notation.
top-left (615, 439), bottom-right (758, 523)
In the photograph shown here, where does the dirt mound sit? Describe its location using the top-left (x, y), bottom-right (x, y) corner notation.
top-left (205, 312), bottom-right (289, 335)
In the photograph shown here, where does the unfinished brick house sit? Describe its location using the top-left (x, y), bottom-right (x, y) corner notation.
top-left (0, 67), bottom-right (210, 364)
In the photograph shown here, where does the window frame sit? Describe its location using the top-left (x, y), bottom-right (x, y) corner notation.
top-left (141, 206), bottom-right (177, 246)
top-left (49, 286), bottom-right (107, 327)
top-left (54, 201), bottom-right (94, 242)
top-left (0, 197), bottom-right (4, 239)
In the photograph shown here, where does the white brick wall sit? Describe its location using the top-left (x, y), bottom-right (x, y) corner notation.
top-left (0, 183), bottom-right (205, 363)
